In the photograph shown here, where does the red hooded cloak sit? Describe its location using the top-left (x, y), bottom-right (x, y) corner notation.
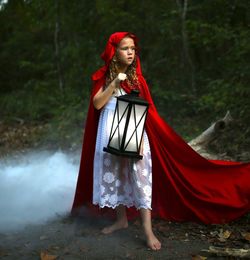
top-left (72, 32), bottom-right (250, 224)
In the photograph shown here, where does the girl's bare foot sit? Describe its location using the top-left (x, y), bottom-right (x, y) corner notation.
top-left (144, 229), bottom-right (161, 250)
top-left (145, 230), bottom-right (161, 250)
top-left (101, 220), bottom-right (128, 234)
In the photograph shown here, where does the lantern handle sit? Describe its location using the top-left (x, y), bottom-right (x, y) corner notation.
top-left (130, 89), bottom-right (140, 96)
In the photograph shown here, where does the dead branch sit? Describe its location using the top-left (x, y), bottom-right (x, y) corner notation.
top-left (202, 246), bottom-right (250, 258)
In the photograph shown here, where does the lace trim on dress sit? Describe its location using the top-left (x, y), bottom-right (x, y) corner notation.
top-left (93, 201), bottom-right (152, 211)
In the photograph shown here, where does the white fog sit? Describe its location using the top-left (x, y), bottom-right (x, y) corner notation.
top-left (0, 151), bottom-right (79, 232)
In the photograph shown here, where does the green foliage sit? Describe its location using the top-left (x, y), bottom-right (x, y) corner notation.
top-left (0, 0), bottom-right (249, 151)
top-left (44, 93), bottom-right (87, 148)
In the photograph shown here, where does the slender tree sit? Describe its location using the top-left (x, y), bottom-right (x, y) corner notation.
top-left (176, 0), bottom-right (196, 94)
top-left (54, 0), bottom-right (64, 94)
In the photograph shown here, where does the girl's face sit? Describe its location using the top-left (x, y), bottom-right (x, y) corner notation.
top-left (116, 37), bottom-right (136, 68)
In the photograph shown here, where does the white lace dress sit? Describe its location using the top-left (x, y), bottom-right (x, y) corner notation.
top-left (93, 88), bottom-right (152, 210)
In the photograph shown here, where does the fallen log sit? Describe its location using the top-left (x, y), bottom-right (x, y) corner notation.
top-left (188, 111), bottom-right (233, 159)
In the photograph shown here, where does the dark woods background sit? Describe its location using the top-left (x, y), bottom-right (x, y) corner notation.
top-left (0, 0), bottom-right (249, 157)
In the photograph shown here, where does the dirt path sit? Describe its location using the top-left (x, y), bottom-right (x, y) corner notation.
top-left (1, 213), bottom-right (250, 260)
top-left (0, 215), bottom-right (206, 260)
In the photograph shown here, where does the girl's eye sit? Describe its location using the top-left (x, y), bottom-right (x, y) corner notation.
top-left (120, 47), bottom-right (136, 51)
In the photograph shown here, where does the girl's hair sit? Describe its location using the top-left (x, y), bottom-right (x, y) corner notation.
top-left (105, 35), bottom-right (139, 89)
top-left (105, 58), bottom-right (138, 88)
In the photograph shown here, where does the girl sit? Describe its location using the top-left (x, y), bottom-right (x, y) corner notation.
top-left (92, 34), bottom-right (160, 250)
top-left (72, 32), bottom-right (250, 250)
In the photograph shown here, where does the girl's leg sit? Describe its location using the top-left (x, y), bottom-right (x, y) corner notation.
top-left (101, 205), bottom-right (128, 234)
top-left (140, 208), bottom-right (161, 250)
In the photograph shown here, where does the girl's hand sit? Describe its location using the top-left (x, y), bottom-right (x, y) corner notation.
top-left (113, 73), bottom-right (127, 89)
top-left (93, 74), bottom-right (126, 110)
top-left (117, 73), bottom-right (127, 82)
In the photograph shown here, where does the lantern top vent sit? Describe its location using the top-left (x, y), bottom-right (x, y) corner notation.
top-left (117, 89), bottom-right (149, 106)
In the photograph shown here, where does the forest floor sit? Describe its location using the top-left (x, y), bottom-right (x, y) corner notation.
top-left (0, 122), bottom-right (250, 260)
top-left (1, 213), bottom-right (250, 260)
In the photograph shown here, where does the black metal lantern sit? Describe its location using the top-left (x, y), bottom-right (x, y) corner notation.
top-left (103, 89), bottom-right (149, 160)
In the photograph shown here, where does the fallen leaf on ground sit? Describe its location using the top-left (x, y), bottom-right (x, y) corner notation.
top-left (0, 249), bottom-right (9, 257)
top-left (241, 232), bottom-right (250, 242)
top-left (40, 251), bottom-right (58, 260)
top-left (218, 229), bottom-right (231, 242)
top-left (79, 245), bottom-right (89, 252)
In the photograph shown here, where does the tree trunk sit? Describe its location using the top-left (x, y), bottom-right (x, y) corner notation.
top-left (54, 0), bottom-right (64, 94)
top-left (176, 0), bottom-right (196, 93)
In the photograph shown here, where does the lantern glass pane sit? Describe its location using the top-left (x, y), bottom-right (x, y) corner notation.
top-left (109, 108), bottom-right (119, 149)
top-left (124, 104), bottom-right (147, 152)
top-left (125, 106), bottom-right (137, 152)
top-left (135, 104), bottom-right (147, 144)
top-left (109, 100), bottom-right (128, 149)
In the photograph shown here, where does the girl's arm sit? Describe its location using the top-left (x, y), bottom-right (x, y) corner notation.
top-left (93, 73), bottom-right (126, 110)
